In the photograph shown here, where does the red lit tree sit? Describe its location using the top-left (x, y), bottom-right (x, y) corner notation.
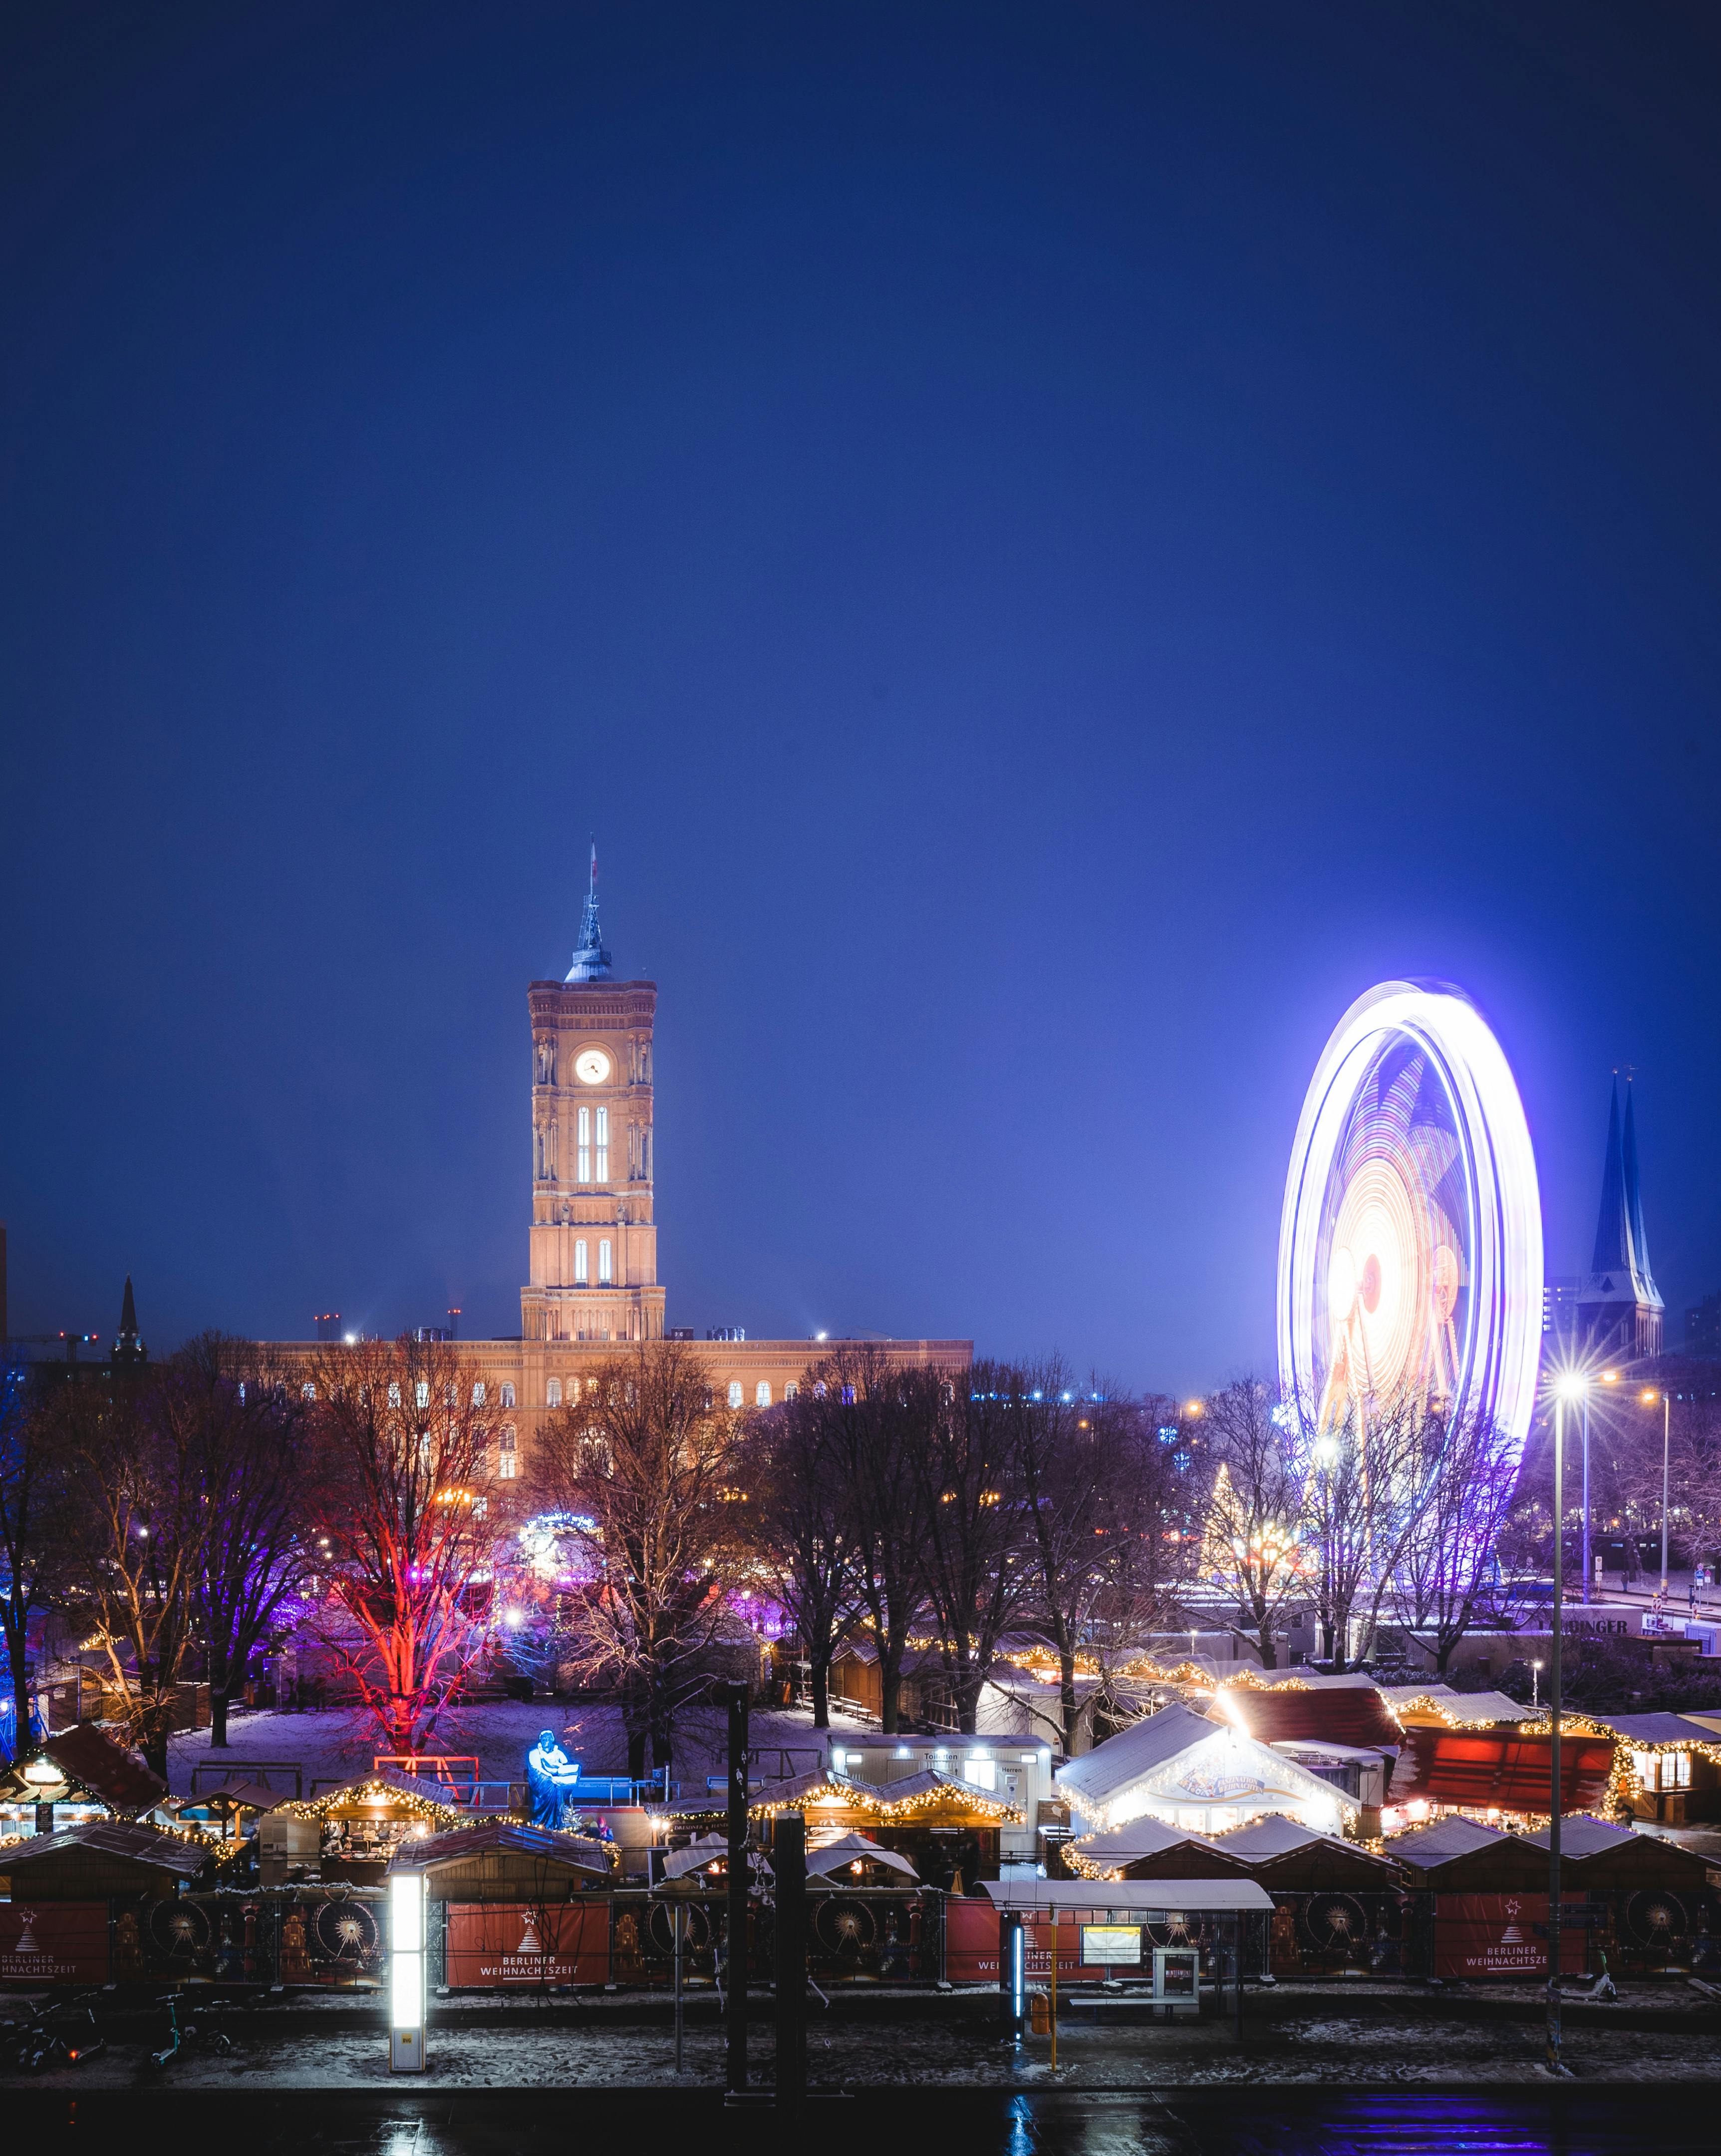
top-left (306, 1337), bottom-right (509, 1756)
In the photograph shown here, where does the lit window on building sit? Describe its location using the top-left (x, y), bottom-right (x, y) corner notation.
top-left (546, 1379), bottom-right (563, 1408)
top-left (575, 1239), bottom-right (589, 1285)
top-left (500, 1383), bottom-right (516, 1408)
top-left (596, 1105), bottom-right (608, 1181)
top-left (472, 1381), bottom-right (486, 1406)
top-left (598, 1239), bottom-right (613, 1285)
top-left (756, 1381), bottom-right (772, 1407)
top-left (785, 1381), bottom-right (799, 1400)
top-left (415, 1381), bottom-right (430, 1409)
top-left (577, 1105), bottom-right (590, 1184)
top-left (302, 1382), bottom-right (315, 1400)
top-left (727, 1380), bottom-right (744, 1410)
top-left (388, 1383), bottom-right (402, 1407)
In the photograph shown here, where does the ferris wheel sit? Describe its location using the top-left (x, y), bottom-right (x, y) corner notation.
top-left (1278, 981), bottom-right (1542, 1466)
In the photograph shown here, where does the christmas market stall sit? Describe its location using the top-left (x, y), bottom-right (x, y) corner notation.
top-left (268, 1771), bottom-right (463, 1885)
top-left (1583, 1712), bottom-right (1721, 1829)
top-left (1209, 1814), bottom-right (1411, 1975)
top-left (1523, 1813), bottom-right (1721, 1975)
top-left (387, 1820), bottom-right (616, 1989)
top-left (1064, 1816), bottom-right (1248, 1882)
top-left (1383, 1713), bottom-right (1615, 1828)
top-left (0, 1723), bottom-right (169, 1834)
top-left (0, 1820), bottom-right (216, 1986)
top-left (1384, 1815), bottom-right (1583, 1981)
top-left (749, 1765), bottom-right (1025, 1890)
top-left (1056, 1704), bottom-right (1356, 1841)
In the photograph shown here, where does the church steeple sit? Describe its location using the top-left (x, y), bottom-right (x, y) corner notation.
top-left (1571, 1076), bottom-right (1662, 1359)
top-left (565, 843), bottom-right (613, 983)
top-left (112, 1274), bottom-right (147, 1367)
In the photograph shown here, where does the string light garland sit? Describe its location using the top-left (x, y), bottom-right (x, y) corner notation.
top-left (276, 1776), bottom-right (464, 1827)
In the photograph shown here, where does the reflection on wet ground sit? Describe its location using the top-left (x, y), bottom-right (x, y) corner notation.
top-left (11, 2089), bottom-right (1721, 2155)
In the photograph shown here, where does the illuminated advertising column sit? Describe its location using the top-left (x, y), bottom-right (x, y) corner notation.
top-left (389, 1871), bottom-right (426, 2071)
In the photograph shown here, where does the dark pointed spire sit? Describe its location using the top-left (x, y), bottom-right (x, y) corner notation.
top-left (1588, 1077), bottom-right (1661, 1312)
top-left (565, 840), bottom-right (613, 982)
top-left (112, 1274), bottom-right (146, 1367)
top-left (1622, 1083), bottom-right (1657, 1304)
top-left (1591, 1079), bottom-right (1627, 1275)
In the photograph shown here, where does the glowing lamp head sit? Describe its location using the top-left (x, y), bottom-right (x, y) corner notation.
top-left (22, 1756), bottom-right (59, 1787)
top-left (1554, 1371), bottom-right (1589, 1402)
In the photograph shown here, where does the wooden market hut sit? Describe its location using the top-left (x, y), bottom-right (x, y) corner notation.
top-left (271, 1771), bottom-right (465, 1885)
top-left (1213, 1812), bottom-right (1408, 1892)
top-left (746, 1765), bottom-right (1024, 1887)
top-left (0, 1818), bottom-right (215, 1899)
top-left (1065, 1815), bottom-right (1249, 1882)
top-left (386, 1820), bottom-right (614, 1900)
top-left (1386, 1720), bottom-right (1614, 1820)
top-left (1382, 1815), bottom-right (1547, 1891)
top-left (1587, 1712), bottom-right (1721, 1828)
top-left (0, 1723), bottom-right (169, 1824)
top-left (1522, 1812), bottom-right (1715, 1892)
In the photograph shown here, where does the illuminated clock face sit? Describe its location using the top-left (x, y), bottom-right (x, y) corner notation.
top-left (574, 1048), bottom-right (611, 1086)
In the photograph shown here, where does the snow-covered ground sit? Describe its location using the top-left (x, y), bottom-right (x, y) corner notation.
top-left (166, 1699), bottom-right (875, 1798)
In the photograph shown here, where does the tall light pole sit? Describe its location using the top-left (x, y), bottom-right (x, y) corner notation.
top-left (1581, 1387), bottom-right (1593, 1604)
top-left (1644, 1388), bottom-right (1671, 1594)
top-left (1548, 1369), bottom-right (1586, 2074)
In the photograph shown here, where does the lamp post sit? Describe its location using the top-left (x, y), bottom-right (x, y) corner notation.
top-left (1548, 1370), bottom-right (1586, 2073)
top-left (1643, 1389), bottom-right (1672, 1594)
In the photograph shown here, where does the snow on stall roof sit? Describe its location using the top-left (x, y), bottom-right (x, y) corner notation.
top-left (1520, 1816), bottom-right (1636, 1858)
top-left (982, 1877), bottom-right (1271, 1912)
top-left (1384, 1815), bottom-right (1508, 1866)
top-left (1072, 1817), bottom-right (1223, 1865)
top-left (1054, 1704), bottom-right (1221, 1807)
top-left (1209, 1813), bottom-right (1324, 1859)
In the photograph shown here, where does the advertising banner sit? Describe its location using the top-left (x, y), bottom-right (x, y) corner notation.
top-left (943, 1901), bottom-right (1161, 1983)
top-left (0, 1901), bottom-right (110, 1986)
top-left (1434, 1893), bottom-right (1585, 1980)
top-left (445, 1902), bottom-right (610, 1987)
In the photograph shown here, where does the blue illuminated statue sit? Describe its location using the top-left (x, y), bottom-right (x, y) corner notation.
top-left (526, 1729), bottom-right (581, 1828)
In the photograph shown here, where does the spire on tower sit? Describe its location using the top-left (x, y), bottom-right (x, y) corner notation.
top-left (1589, 1076), bottom-right (1660, 1311)
top-left (565, 840), bottom-right (614, 982)
top-left (112, 1274), bottom-right (146, 1367)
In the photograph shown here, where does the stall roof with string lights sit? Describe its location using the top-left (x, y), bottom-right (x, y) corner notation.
top-left (0, 1818), bottom-right (217, 1899)
top-left (385, 1819), bottom-right (614, 1899)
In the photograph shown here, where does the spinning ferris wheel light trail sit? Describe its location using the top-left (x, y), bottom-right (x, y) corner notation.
top-left (1278, 980), bottom-right (1543, 1469)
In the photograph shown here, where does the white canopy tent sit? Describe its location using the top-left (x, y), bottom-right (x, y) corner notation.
top-left (1055, 1703), bottom-right (1354, 1839)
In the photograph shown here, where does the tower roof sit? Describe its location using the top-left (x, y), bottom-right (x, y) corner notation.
top-left (565, 843), bottom-right (613, 983)
top-left (112, 1274), bottom-right (147, 1366)
top-left (1589, 1078), bottom-right (1661, 1310)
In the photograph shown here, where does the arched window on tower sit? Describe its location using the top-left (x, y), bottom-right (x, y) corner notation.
top-left (574, 1239), bottom-right (588, 1285)
top-left (595, 1105), bottom-right (608, 1181)
top-left (598, 1239), bottom-right (613, 1285)
top-left (756, 1380), bottom-right (772, 1408)
top-left (577, 1106), bottom-right (590, 1184)
top-left (500, 1383), bottom-right (516, 1408)
top-left (546, 1379), bottom-right (563, 1408)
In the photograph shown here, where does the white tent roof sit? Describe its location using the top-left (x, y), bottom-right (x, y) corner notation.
top-left (1055, 1703), bottom-right (1353, 1832)
top-left (805, 1831), bottom-right (917, 1880)
top-left (1055, 1704), bottom-right (1222, 1811)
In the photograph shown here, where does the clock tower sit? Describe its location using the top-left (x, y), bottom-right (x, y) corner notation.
top-left (522, 850), bottom-right (665, 1345)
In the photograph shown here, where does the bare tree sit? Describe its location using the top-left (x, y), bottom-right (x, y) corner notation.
top-left (822, 1349), bottom-right (936, 1735)
top-left (1294, 1390), bottom-right (1432, 1668)
top-left (1196, 1378), bottom-right (1306, 1670)
top-left (178, 1338), bottom-right (319, 1747)
top-left (0, 1362), bottom-right (72, 1762)
top-left (1391, 1405), bottom-right (1522, 1675)
top-left (742, 1388), bottom-right (858, 1729)
top-left (55, 1374), bottom-right (208, 1777)
top-left (915, 1362), bottom-right (1036, 1733)
top-left (306, 1336), bottom-right (506, 1756)
top-left (530, 1341), bottom-right (747, 1778)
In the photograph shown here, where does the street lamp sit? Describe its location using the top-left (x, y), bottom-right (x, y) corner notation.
top-left (1642, 1388), bottom-right (1672, 1594)
top-left (1547, 1367), bottom-right (1587, 2073)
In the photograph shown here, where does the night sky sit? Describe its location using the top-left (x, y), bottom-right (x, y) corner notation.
top-left (4, 3), bottom-right (1720, 1389)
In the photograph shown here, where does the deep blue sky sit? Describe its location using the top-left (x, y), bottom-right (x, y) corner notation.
top-left (4, 2), bottom-right (1720, 1388)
